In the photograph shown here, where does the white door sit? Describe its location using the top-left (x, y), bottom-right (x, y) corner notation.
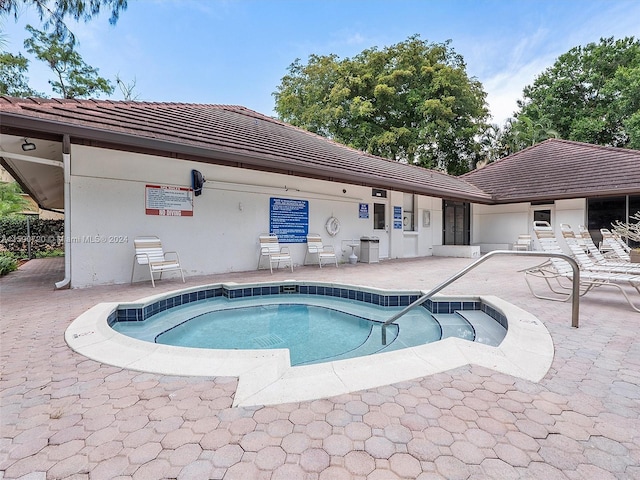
top-left (373, 202), bottom-right (389, 258)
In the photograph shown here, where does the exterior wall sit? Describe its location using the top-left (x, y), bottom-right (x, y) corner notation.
top-left (472, 199), bottom-right (587, 253)
top-left (68, 145), bottom-right (441, 287)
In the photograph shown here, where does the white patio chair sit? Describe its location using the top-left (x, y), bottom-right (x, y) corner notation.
top-left (600, 228), bottom-right (631, 261)
top-left (578, 225), bottom-right (636, 268)
top-left (512, 234), bottom-right (532, 251)
top-left (258, 234), bottom-right (294, 274)
top-left (559, 224), bottom-right (640, 275)
top-left (304, 234), bottom-right (338, 268)
top-left (524, 222), bottom-right (640, 312)
top-left (131, 236), bottom-right (185, 287)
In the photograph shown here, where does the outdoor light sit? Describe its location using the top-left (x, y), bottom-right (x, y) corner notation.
top-left (21, 138), bottom-right (36, 151)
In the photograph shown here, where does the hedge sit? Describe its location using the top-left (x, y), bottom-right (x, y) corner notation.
top-left (0, 217), bottom-right (64, 256)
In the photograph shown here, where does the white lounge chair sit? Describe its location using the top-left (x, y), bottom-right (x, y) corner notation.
top-left (131, 236), bottom-right (185, 287)
top-left (601, 228), bottom-right (631, 261)
top-left (559, 224), bottom-right (640, 275)
top-left (525, 222), bottom-right (640, 312)
top-left (304, 234), bottom-right (338, 268)
top-left (258, 234), bottom-right (294, 274)
top-left (578, 225), bottom-right (632, 267)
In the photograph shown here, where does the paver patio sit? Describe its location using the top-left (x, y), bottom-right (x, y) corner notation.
top-left (1, 255), bottom-right (639, 479)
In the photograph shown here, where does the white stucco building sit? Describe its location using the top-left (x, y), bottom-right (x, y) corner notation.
top-left (1, 97), bottom-right (638, 288)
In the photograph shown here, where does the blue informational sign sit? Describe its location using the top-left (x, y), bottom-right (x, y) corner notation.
top-left (359, 203), bottom-right (369, 219)
top-left (393, 206), bottom-right (402, 229)
top-left (270, 197), bottom-right (309, 243)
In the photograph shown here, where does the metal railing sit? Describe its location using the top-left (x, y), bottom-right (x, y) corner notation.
top-left (381, 250), bottom-right (580, 344)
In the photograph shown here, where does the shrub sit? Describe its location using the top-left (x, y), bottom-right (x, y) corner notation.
top-left (0, 254), bottom-right (18, 276)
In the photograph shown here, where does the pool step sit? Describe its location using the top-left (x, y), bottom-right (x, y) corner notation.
top-left (432, 314), bottom-right (475, 341)
top-left (455, 310), bottom-right (506, 346)
top-left (253, 333), bottom-right (285, 348)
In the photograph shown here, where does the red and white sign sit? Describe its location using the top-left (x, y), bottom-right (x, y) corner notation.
top-left (145, 184), bottom-right (193, 216)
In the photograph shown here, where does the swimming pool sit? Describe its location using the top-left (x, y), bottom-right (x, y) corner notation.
top-left (66, 281), bottom-right (554, 407)
top-left (110, 286), bottom-right (506, 366)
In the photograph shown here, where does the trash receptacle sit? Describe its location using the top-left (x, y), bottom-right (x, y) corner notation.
top-left (360, 236), bottom-right (380, 263)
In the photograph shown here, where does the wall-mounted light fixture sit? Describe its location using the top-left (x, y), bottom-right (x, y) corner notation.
top-left (21, 138), bottom-right (36, 152)
top-left (192, 169), bottom-right (205, 196)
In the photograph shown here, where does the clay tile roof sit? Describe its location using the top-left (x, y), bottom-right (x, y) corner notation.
top-left (0, 96), bottom-right (492, 203)
top-left (462, 138), bottom-right (640, 203)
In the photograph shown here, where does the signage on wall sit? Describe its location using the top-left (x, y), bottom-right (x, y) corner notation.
top-left (270, 197), bottom-right (309, 243)
top-left (145, 184), bottom-right (193, 216)
top-left (359, 203), bottom-right (369, 219)
top-left (393, 206), bottom-right (403, 229)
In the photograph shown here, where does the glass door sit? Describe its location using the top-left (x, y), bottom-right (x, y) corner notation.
top-left (443, 200), bottom-right (470, 245)
top-left (373, 202), bottom-right (389, 258)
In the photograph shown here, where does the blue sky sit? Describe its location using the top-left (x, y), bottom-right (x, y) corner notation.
top-left (2, 0), bottom-right (640, 125)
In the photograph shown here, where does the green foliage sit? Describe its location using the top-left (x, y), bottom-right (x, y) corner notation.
top-left (0, 217), bottom-right (64, 255)
top-left (516, 36), bottom-right (640, 149)
top-left (0, 253), bottom-right (18, 276)
top-left (274, 35), bottom-right (489, 175)
top-left (1, 0), bottom-right (128, 43)
top-left (24, 24), bottom-right (114, 98)
top-left (0, 51), bottom-right (41, 96)
top-left (0, 182), bottom-right (29, 216)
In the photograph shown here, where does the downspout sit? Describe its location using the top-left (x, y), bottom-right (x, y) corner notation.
top-left (55, 134), bottom-right (71, 289)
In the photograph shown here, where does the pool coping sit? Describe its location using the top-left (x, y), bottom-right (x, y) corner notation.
top-left (65, 281), bottom-right (554, 407)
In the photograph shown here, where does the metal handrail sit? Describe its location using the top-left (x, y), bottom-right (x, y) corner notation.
top-left (381, 250), bottom-right (581, 344)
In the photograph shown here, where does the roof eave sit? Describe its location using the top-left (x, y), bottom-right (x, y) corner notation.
top-left (1, 112), bottom-right (494, 204)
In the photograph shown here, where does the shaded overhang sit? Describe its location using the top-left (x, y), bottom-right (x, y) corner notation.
top-left (0, 134), bottom-right (64, 210)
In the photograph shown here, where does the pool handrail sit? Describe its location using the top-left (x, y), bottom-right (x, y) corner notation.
top-left (381, 250), bottom-right (580, 344)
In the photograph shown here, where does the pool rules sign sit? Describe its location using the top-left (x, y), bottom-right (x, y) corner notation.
top-left (145, 184), bottom-right (194, 216)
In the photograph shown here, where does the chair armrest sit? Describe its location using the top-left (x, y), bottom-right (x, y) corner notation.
top-left (280, 246), bottom-right (291, 254)
top-left (163, 251), bottom-right (181, 263)
top-left (323, 245), bottom-right (336, 253)
top-left (135, 252), bottom-right (151, 264)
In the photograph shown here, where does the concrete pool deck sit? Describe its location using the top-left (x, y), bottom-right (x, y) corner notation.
top-left (2, 256), bottom-right (640, 479)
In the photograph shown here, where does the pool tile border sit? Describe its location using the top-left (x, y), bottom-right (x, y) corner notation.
top-left (110, 282), bottom-right (506, 330)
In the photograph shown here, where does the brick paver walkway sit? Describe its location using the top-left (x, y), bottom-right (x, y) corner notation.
top-left (1, 256), bottom-right (639, 479)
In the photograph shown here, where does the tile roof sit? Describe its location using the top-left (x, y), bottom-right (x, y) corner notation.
top-left (462, 139), bottom-right (640, 203)
top-left (0, 96), bottom-right (492, 203)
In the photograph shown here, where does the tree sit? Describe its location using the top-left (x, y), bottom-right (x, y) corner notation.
top-left (516, 36), bottom-right (640, 149)
top-left (274, 35), bottom-right (489, 175)
top-left (1, 0), bottom-right (128, 43)
top-left (115, 73), bottom-right (140, 100)
top-left (0, 51), bottom-right (41, 96)
top-left (24, 24), bottom-right (113, 98)
top-left (0, 182), bottom-right (29, 217)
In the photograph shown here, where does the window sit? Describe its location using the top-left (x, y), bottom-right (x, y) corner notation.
top-left (587, 195), bottom-right (640, 247)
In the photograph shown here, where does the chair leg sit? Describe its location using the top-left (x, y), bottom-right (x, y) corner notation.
top-left (179, 267), bottom-right (185, 283)
top-left (131, 258), bottom-right (137, 284)
top-left (148, 265), bottom-right (156, 288)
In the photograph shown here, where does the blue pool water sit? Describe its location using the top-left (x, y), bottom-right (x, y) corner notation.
top-left (112, 288), bottom-right (507, 366)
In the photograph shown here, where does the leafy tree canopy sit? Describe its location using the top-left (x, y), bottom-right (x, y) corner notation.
top-left (1, 0), bottom-right (127, 42)
top-left (274, 35), bottom-right (489, 175)
top-left (24, 24), bottom-right (113, 98)
top-left (0, 51), bottom-right (41, 96)
top-left (516, 36), bottom-right (640, 149)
